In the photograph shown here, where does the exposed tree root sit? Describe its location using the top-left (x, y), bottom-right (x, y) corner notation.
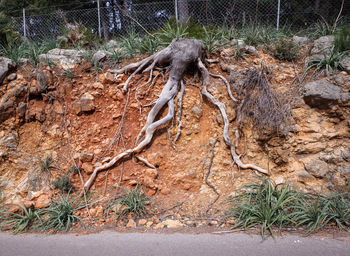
top-left (204, 138), bottom-right (220, 215)
top-left (83, 38), bottom-right (268, 193)
top-left (198, 59), bottom-right (268, 175)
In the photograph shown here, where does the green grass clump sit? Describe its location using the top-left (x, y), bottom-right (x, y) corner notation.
top-left (226, 179), bottom-right (299, 239)
top-left (334, 26), bottom-right (350, 53)
top-left (156, 21), bottom-right (189, 46)
top-left (0, 38), bottom-right (56, 66)
top-left (201, 26), bottom-right (221, 55)
top-left (293, 193), bottom-right (350, 233)
top-left (120, 29), bottom-right (142, 58)
top-left (139, 36), bottom-right (160, 55)
top-left (306, 46), bottom-right (348, 76)
top-left (240, 24), bottom-right (291, 46)
top-left (108, 186), bottom-right (150, 217)
top-left (40, 194), bottom-right (84, 232)
top-left (272, 38), bottom-right (299, 61)
top-left (40, 154), bottom-right (56, 172)
top-left (0, 205), bottom-right (42, 234)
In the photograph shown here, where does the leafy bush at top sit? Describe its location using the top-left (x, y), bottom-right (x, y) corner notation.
top-left (0, 39), bottom-right (56, 65)
top-left (120, 29), bottom-right (142, 58)
top-left (240, 24), bottom-right (291, 46)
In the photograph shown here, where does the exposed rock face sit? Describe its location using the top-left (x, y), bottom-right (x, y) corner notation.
top-left (304, 159), bottom-right (329, 178)
top-left (303, 80), bottom-right (350, 108)
top-left (39, 48), bottom-right (86, 70)
top-left (311, 35), bottom-right (335, 55)
top-left (340, 55), bottom-right (350, 74)
top-left (0, 57), bottom-right (15, 85)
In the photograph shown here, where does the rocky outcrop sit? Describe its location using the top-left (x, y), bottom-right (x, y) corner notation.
top-left (39, 48), bottom-right (86, 70)
top-left (0, 57), bottom-right (15, 85)
top-left (311, 35), bottom-right (335, 55)
top-left (303, 80), bottom-right (350, 108)
top-left (293, 36), bottom-right (309, 46)
top-left (340, 55), bottom-right (350, 74)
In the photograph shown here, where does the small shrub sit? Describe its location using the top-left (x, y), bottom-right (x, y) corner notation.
top-left (52, 175), bottom-right (74, 194)
top-left (334, 26), bottom-right (350, 53)
top-left (304, 20), bottom-right (333, 40)
top-left (62, 69), bottom-right (76, 79)
top-left (240, 25), bottom-right (289, 46)
top-left (40, 154), bottom-right (56, 172)
top-left (0, 205), bottom-right (42, 234)
top-left (226, 179), bottom-right (300, 239)
top-left (272, 38), bottom-right (299, 61)
top-left (108, 186), bottom-right (150, 217)
top-left (40, 194), bottom-right (85, 232)
top-left (108, 48), bottom-right (124, 62)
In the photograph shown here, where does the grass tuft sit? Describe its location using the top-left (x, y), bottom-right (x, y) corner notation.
top-left (226, 179), bottom-right (299, 239)
top-left (40, 194), bottom-right (85, 232)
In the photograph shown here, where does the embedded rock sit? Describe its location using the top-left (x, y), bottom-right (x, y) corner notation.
top-left (0, 57), bottom-right (15, 85)
top-left (39, 48), bottom-right (86, 70)
top-left (303, 80), bottom-right (350, 108)
top-left (304, 159), bottom-right (329, 178)
top-left (293, 36), bottom-right (309, 45)
top-left (311, 36), bottom-right (334, 55)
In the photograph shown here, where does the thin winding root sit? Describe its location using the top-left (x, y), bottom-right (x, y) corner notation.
top-left (198, 60), bottom-right (268, 175)
top-left (174, 80), bottom-right (185, 144)
top-left (209, 72), bottom-right (237, 102)
top-left (136, 156), bottom-right (156, 169)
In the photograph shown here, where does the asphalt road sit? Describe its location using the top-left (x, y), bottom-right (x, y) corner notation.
top-left (1, 231), bottom-right (349, 256)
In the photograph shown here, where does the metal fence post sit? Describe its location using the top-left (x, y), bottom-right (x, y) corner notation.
top-left (175, 0), bottom-right (178, 22)
top-left (22, 8), bottom-right (27, 38)
top-left (276, 0), bottom-right (281, 30)
top-left (97, 0), bottom-right (102, 38)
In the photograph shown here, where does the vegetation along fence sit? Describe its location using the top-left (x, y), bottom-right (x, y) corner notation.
top-left (7, 0), bottom-right (350, 41)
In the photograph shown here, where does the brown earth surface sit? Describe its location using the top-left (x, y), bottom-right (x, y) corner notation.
top-left (0, 44), bottom-right (350, 232)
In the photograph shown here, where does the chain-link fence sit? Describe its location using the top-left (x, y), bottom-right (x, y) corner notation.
top-left (8, 0), bottom-right (350, 41)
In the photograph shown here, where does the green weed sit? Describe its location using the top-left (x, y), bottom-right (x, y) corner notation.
top-left (226, 179), bottom-right (300, 239)
top-left (0, 205), bottom-right (42, 234)
top-left (40, 194), bottom-right (85, 232)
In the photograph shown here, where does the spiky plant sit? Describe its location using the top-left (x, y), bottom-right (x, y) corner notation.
top-left (40, 194), bottom-right (85, 232)
top-left (0, 205), bottom-right (42, 234)
top-left (306, 46), bottom-right (348, 76)
top-left (226, 179), bottom-right (300, 239)
top-left (109, 186), bottom-right (150, 217)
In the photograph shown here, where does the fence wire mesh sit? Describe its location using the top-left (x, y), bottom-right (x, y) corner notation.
top-left (8, 0), bottom-right (350, 41)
